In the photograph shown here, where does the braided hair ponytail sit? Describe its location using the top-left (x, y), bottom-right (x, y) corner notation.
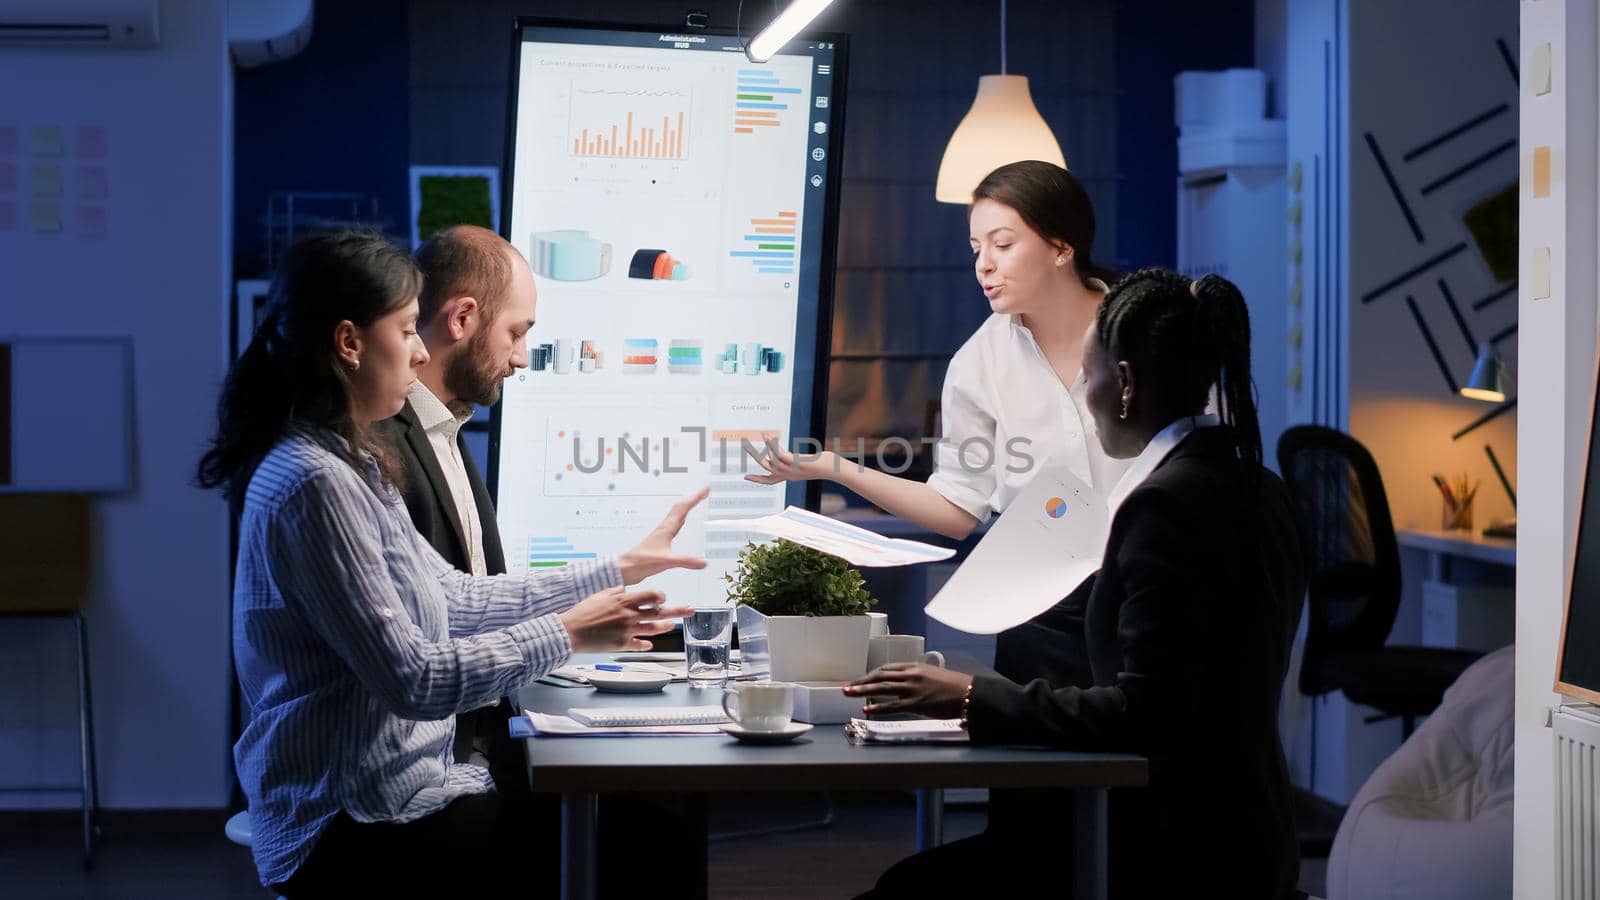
top-left (1094, 268), bottom-right (1261, 467)
top-left (1190, 273), bottom-right (1261, 467)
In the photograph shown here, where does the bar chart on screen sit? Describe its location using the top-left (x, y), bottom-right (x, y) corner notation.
top-left (569, 85), bottom-right (692, 160)
top-left (730, 211), bottom-right (798, 276)
top-left (705, 426), bottom-right (787, 561)
top-left (526, 536), bottom-right (600, 569)
top-left (732, 67), bottom-right (803, 134)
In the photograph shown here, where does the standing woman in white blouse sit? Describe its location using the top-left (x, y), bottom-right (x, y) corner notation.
top-left (749, 160), bottom-right (1130, 685)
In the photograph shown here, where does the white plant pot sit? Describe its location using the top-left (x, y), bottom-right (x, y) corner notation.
top-left (735, 605), bottom-right (872, 683)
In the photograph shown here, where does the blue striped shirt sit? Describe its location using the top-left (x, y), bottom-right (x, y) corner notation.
top-left (232, 424), bottom-right (619, 887)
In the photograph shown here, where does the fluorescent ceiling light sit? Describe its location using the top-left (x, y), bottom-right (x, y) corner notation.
top-left (747, 0), bottom-right (835, 63)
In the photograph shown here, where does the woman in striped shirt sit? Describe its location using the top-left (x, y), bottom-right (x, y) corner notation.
top-left (198, 230), bottom-right (705, 895)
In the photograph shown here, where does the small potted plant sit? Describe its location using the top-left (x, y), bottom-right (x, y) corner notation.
top-left (728, 539), bottom-right (877, 682)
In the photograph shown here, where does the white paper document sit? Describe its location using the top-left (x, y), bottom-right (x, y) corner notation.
top-left (706, 505), bottom-right (955, 567)
top-left (924, 465), bottom-right (1109, 635)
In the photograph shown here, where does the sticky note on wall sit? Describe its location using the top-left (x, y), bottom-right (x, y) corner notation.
top-left (1529, 247), bottom-right (1551, 299)
top-left (29, 127), bottom-right (63, 157)
top-left (1530, 43), bottom-right (1552, 96)
top-left (28, 200), bottom-right (61, 233)
top-left (29, 164), bottom-right (62, 197)
top-left (1533, 146), bottom-right (1552, 198)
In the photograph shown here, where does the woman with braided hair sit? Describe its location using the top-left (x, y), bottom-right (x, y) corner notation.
top-left (849, 269), bottom-right (1309, 899)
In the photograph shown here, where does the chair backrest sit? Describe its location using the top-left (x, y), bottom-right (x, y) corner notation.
top-left (0, 493), bottom-right (90, 613)
top-left (1276, 425), bottom-right (1403, 695)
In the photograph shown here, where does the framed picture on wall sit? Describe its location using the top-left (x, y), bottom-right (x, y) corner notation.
top-left (234, 279), bottom-right (272, 359)
top-left (408, 165), bottom-right (501, 249)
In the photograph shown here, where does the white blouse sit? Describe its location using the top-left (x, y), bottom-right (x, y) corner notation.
top-left (928, 309), bottom-right (1132, 525)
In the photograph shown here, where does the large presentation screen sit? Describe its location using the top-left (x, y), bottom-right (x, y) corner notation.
top-left (491, 19), bottom-right (846, 605)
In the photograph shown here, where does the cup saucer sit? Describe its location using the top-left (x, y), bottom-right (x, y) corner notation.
top-left (586, 670), bottom-right (672, 693)
top-left (718, 721), bottom-right (814, 744)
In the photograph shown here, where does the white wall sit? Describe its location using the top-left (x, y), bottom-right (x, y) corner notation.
top-left (1346, 0), bottom-right (1520, 537)
top-left (1282, 0), bottom-right (1347, 431)
top-left (0, 1), bottom-right (234, 808)
top-left (1516, 2), bottom-right (1596, 897)
top-left (1256, 0), bottom-right (1289, 118)
top-left (1281, 0), bottom-right (1358, 800)
top-left (1279, 0), bottom-right (1520, 806)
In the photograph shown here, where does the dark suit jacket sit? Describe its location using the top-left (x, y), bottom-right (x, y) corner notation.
top-left (968, 426), bottom-right (1306, 899)
top-left (374, 401), bottom-right (509, 767)
top-left (375, 402), bottom-right (506, 578)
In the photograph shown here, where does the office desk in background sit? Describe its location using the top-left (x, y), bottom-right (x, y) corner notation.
top-left (517, 673), bottom-right (1146, 900)
top-left (1396, 528), bottom-right (1515, 652)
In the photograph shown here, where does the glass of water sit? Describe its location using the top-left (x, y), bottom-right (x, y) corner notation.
top-left (684, 606), bottom-right (734, 688)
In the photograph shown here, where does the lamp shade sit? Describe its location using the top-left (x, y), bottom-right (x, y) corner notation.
top-left (935, 75), bottom-right (1066, 204)
top-left (1460, 341), bottom-right (1509, 403)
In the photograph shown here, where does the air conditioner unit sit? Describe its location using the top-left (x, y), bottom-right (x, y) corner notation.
top-left (0, 0), bottom-right (159, 47)
top-left (229, 0), bottom-right (313, 69)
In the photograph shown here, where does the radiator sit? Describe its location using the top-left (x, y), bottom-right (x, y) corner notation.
top-left (1556, 704), bottom-right (1600, 900)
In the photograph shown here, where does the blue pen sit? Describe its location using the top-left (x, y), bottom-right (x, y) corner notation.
top-left (593, 664), bottom-right (624, 672)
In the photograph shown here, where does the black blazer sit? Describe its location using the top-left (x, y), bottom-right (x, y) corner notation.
top-left (374, 402), bottom-right (506, 577)
top-left (968, 426), bottom-right (1306, 899)
top-left (374, 402), bottom-right (511, 768)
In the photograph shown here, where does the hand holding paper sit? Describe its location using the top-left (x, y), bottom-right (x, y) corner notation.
top-left (706, 506), bottom-right (954, 568)
top-left (924, 465), bottom-right (1109, 634)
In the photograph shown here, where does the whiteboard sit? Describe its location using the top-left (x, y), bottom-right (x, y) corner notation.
top-left (2, 336), bottom-right (134, 493)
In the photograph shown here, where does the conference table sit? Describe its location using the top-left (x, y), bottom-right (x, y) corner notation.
top-left (515, 667), bottom-right (1147, 900)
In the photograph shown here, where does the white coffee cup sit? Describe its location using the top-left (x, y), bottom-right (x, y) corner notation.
top-left (867, 634), bottom-right (945, 672)
top-left (721, 681), bottom-right (795, 732)
top-left (867, 612), bottom-right (889, 637)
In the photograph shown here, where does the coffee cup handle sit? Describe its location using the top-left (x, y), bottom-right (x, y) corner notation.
top-left (721, 689), bottom-right (739, 722)
top-left (924, 650), bottom-right (945, 668)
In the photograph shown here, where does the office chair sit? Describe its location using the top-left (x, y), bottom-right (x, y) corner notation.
top-left (0, 494), bottom-right (100, 868)
top-left (1277, 426), bottom-right (1482, 748)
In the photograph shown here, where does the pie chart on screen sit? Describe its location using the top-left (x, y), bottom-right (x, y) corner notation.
top-left (1044, 497), bottom-right (1068, 519)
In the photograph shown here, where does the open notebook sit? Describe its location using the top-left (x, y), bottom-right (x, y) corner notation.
top-left (514, 707), bottom-right (730, 738)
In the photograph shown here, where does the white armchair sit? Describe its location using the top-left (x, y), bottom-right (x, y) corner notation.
top-left (1326, 644), bottom-right (1513, 900)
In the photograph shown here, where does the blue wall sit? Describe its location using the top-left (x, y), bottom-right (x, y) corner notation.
top-left (233, 0), bottom-right (411, 276)
top-left (1114, 0), bottom-right (1257, 271)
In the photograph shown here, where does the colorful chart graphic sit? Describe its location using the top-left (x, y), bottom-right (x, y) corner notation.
top-left (732, 68), bottom-right (801, 134)
top-left (530, 339), bottom-right (602, 374)
top-left (531, 230), bottom-right (612, 281)
top-left (713, 342), bottom-right (784, 374)
top-left (622, 338), bottom-right (659, 375)
top-left (628, 248), bottom-right (690, 280)
top-left (730, 211), bottom-right (797, 275)
top-left (569, 87), bottom-right (690, 160)
top-left (1044, 497), bottom-right (1068, 519)
top-left (526, 536), bottom-right (599, 569)
top-left (668, 339), bottom-right (703, 374)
